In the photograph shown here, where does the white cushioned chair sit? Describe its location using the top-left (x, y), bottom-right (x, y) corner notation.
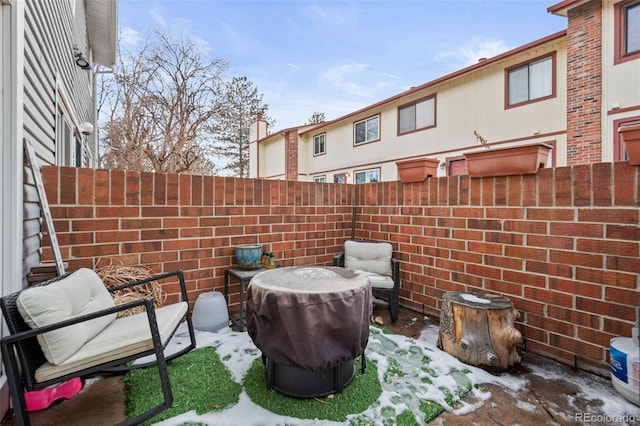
top-left (0, 268), bottom-right (196, 426)
top-left (334, 240), bottom-right (401, 321)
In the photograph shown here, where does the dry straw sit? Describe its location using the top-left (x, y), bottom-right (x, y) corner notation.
top-left (96, 259), bottom-right (166, 317)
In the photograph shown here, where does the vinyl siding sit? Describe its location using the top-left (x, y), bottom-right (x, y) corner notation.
top-left (22, 0), bottom-right (97, 275)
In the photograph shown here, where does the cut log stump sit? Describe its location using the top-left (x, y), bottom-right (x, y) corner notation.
top-left (437, 291), bottom-right (522, 371)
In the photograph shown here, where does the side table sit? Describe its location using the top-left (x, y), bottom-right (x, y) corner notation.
top-left (224, 267), bottom-right (264, 331)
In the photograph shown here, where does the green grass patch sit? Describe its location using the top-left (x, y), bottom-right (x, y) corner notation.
top-left (125, 347), bottom-right (241, 425)
top-left (243, 356), bottom-right (381, 422)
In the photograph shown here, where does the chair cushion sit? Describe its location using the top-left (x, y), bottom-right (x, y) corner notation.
top-left (344, 240), bottom-right (393, 277)
top-left (17, 268), bottom-right (116, 366)
top-left (34, 302), bottom-right (188, 383)
top-left (352, 270), bottom-right (395, 289)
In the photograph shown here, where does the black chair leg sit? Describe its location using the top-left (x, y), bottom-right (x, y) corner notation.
top-left (2, 343), bottom-right (30, 426)
top-left (389, 292), bottom-right (399, 322)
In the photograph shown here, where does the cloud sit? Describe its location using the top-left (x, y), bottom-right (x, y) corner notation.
top-left (436, 37), bottom-right (511, 69)
top-left (119, 26), bottom-right (141, 46)
top-left (319, 62), bottom-right (395, 98)
top-left (303, 2), bottom-right (355, 26)
top-left (287, 63), bottom-right (302, 74)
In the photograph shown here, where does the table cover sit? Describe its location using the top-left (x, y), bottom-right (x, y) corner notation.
top-left (246, 266), bottom-right (371, 371)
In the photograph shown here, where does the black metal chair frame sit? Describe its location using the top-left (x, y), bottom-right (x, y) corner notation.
top-left (333, 240), bottom-right (401, 321)
top-left (0, 269), bottom-right (196, 426)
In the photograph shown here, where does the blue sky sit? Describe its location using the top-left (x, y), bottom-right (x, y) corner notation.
top-left (117, 0), bottom-right (568, 131)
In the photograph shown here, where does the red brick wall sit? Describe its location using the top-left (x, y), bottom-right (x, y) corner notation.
top-left (41, 166), bottom-right (354, 307)
top-left (566, 1), bottom-right (603, 164)
top-left (41, 162), bottom-right (640, 372)
top-left (353, 163), bottom-right (639, 372)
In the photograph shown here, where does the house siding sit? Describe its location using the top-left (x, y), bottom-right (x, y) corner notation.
top-left (603, 0), bottom-right (640, 160)
top-left (21, 0), bottom-right (97, 277)
top-left (302, 37), bottom-right (567, 183)
top-left (1, 0), bottom-right (115, 419)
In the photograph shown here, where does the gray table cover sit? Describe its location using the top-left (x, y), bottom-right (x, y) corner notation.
top-left (246, 266), bottom-right (372, 371)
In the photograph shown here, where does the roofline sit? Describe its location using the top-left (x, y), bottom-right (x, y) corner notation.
top-left (256, 122), bottom-right (324, 144)
top-left (547, 0), bottom-right (592, 17)
top-left (86, 0), bottom-right (118, 67)
top-left (299, 30), bottom-right (567, 137)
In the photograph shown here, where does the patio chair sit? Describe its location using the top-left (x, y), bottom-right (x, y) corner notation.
top-left (333, 240), bottom-right (400, 321)
top-left (0, 268), bottom-right (196, 426)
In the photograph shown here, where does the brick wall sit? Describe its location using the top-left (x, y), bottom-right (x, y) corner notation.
top-left (566, 0), bottom-right (603, 164)
top-left (41, 162), bottom-right (640, 372)
top-left (285, 129), bottom-right (299, 180)
top-left (40, 166), bottom-right (354, 307)
top-left (352, 162), bottom-right (639, 372)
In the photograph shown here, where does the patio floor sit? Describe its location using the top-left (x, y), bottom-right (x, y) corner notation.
top-left (2, 303), bottom-right (639, 426)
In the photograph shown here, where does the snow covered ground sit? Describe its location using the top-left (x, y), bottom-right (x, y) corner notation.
top-left (147, 323), bottom-right (640, 426)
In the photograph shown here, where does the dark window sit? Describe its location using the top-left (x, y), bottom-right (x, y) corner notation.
top-left (354, 115), bottom-right (379, 145)
top-left (398, 96), bottom-right (435, 134)
top-left (313, 134), bottom-right (326, 155)
top-left (507, 55), bottom-right (553, 106)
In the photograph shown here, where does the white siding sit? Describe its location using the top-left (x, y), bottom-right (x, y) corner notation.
top-left (21, 0), bottom-right (97, 273)
top-left (602, 0), bottom-right (640, 161)
top-left (297, 36), bottom-right (567, 182)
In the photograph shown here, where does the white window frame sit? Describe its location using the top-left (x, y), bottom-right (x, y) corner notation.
top-left (355, 168), bottom-right (380, 184)
top-left (55, 84), bottom-right (78, 167)
top-left (354, 115), bottom-right (380, 145)
top-left (506, 54), bottom-right (554, 108)
top-left (398, 95), bottom-right (436, 135)
top-left (313, 176), bottom-right (326, 183)
top-left (313, 133), bottom-right (326, 156)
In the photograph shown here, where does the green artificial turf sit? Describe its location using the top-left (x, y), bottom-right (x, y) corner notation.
top-left (243, 356), bottom-right (381, 422)
top-left (125, 347), bottom-right (241, 425)
top-left (125, 327), bottom-right (474, 425)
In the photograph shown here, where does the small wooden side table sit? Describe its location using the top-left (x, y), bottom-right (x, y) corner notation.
top-left (224, 267), bottom-right (264, 331)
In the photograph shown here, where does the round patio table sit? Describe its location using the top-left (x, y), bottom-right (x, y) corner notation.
top-left (246, 266), bottom-right (371, 397)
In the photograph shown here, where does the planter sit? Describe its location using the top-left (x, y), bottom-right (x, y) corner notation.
top-left (619, 123), bottom-right (640, 166)
top-left (396, 157), bottom-right (439, 183)
top-left (235, 244), bottom-right (262, 270)
top-left (463, 143), bottom-right (552, 178)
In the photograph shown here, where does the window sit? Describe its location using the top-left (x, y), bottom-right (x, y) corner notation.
top-left (615, 0), bottom-right (640, 64)
top-left (355, 168), bottom-right (379, 184)
top-left (398, 96), bottom-right (435, 134)
top-left (354, 115), bottom-right (379, 145)
top-left (56, 106), bottom-right (75, 166)
top-left (313, 134), bottom-right (326, 155)
top-left (334, 173), bottom-right (347, 184)
top-left (506, 55), bottom-right (554, 107)
top-left (313, 176), bottom-right (326, 183)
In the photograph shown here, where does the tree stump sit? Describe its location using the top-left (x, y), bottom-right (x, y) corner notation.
top-left (437, 291), bottom-right (522, 371)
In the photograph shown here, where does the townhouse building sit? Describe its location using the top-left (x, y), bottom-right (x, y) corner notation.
top-left (249, 0), bottom-right (640, 183)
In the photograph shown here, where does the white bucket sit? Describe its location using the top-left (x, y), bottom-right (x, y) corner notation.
top-left (192, 292), bottom-right (229, 332)
top-left (610, 336), bottom-right (640, 406)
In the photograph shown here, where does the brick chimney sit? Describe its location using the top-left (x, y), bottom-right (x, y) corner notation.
top-left (565, 1), bottom-right (603, 164)
top-left (284, 129), bottom-right (299, 180)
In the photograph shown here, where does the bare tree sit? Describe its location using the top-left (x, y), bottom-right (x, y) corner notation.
top-left (98, 30), bottom-right (227, 174)
top-left (211, 76), bottom-right (273, 177)
top-left (307, 112), bottom-right (325, 124)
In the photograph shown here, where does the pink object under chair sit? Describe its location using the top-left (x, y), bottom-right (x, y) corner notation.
top-left (24, 378), bottom-right (82, 411)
